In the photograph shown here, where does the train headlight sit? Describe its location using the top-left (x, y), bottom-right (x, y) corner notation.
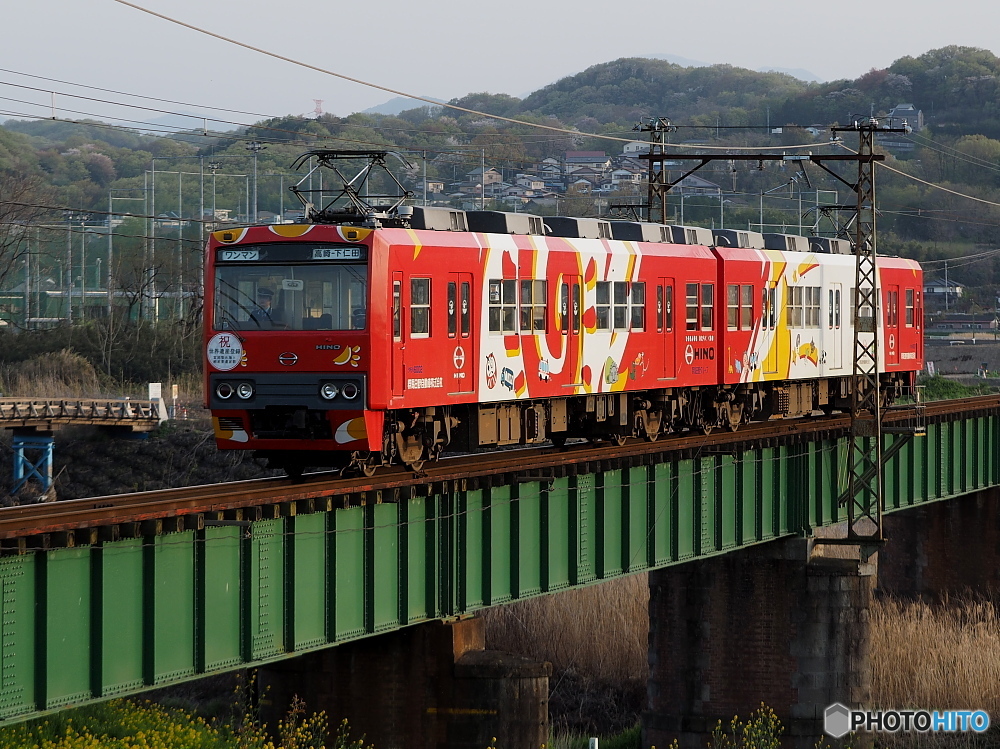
top-left (319, 382), bottom-right (339, 400)
top-left (236, 382), bottom-right (254, 400)
top-left (341, 382), bottom-right (359, 400)
top-left (216, 382), bottom-right (234, 400)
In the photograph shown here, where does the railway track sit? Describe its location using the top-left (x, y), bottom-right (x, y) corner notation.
top-left (0, 394), bottom-right (995, 544)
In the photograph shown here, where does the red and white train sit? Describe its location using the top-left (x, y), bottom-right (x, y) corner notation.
top-left (204, 205), bottom-right (923, 476)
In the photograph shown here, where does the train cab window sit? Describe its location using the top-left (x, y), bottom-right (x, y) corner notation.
top-left (214, 261), bottom-right (367, 332)
top-left (461, 282), bottom-right (471, 337)
top-left (410, 278), bottom-right (431, 337)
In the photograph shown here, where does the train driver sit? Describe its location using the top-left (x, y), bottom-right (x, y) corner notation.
top-left (252, 287), bottom-right (284, 328)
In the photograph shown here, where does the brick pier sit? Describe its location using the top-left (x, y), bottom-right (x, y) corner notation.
top-left (644, 539), bottom-right (875, 749)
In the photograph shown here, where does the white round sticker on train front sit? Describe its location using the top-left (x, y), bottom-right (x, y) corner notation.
top-left (207, 333), bottom-right (244, 371)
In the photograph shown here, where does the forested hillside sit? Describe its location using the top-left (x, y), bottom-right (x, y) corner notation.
top-left (2, 43), bottom-right (1000, 350)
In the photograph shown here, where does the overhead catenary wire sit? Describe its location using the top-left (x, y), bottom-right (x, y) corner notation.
top-left (108, 0), bottom-right (824, 152)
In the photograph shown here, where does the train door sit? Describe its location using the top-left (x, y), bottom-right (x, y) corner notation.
top-left (764, 282), bottom-right (779, 374)
top-left (560, 275), bottom-right (583, 384)
top-left (657, 278), bottom-right (676, 379)
top-left (391, 272), bottom-right (404, 398)
top-left (830, 283), bottom-right (843, 369)
top-left (885, 284), bottom-right (900, 366)
top-left (448, 272), bottom-right (475, 393)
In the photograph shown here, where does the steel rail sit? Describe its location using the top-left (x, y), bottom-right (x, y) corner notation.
top-left (0, 395), bottom-right (995, 541)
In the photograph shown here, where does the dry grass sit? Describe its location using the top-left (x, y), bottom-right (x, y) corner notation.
top-left (482, 573), bottom-right (649, 683)
top-left (484, 574), bottom-right (1000, 740)
top-left (1, 349), bottom-right (106, 398)
top-left (871, 595), bottom-right (1000, 712)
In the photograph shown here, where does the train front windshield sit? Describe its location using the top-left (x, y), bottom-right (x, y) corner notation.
top-left (212, 243), bottom-right (368, 331)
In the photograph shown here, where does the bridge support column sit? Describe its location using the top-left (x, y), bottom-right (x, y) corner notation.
top-left (880, 488), bottom-right (1000, 598)
top-left (11, 430), bottom-right (54, 494)
top-left (258, 618), bottom-right (551, 749)
top-left (644, 539), bottom-right (875, 749)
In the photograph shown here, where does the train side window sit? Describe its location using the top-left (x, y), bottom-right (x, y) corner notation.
top-left (519, 280), bottom-right (547, 333)
top-left (631, 282), bottom-right (645, 330)
top-left (532, 280), bottom-right (547, 332)
top-left (447, 282), bottom-right (457, 337)
top-left (595, 282), bottom-right (610, 330)
top-left (392, 280), bottom-right (401, 341)
top-left (461, 282), bottom-right (471, 337)
top-left (488, 280), bottom-right (501, 332)
top-left (613, 282), bottom-right (628, 330)
top-left (656, 285), bottom-right (664, 333)
top-left (520, 280), bottom-right (533, 332)
top-left (762, 288), bottom-right (769, 329)
top-left (741, 285), bottom-right (753, 329)
top-left (727, 284), bottom-right (739, 330)
top-left (701, 283), bottom-right (714, 330)
top-left (410, 278), bottom-right (431, 337)
top-left (905, 289), bottom-right (914, 327)
top-left (806, 287), bottom-right (821, 328)
top-left (664, 285), bottom-right (673, 331)
top-left (767, 287), bottom-right (776, 330)
top-left (560, 283), bottom-right (569, 333)
top-left (488, 279), bottom-right (516, 334)
top-left (686, 283), bottom-right (699, 330)
top-left (572, 283), bottom-right (581, 334)
top-left (828, 290), bottom-right (834, 329)
top-left (834, 289), bottom-right (841, 328)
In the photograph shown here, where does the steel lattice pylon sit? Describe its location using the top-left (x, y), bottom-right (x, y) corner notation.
top-left (843, 124), bottom-right (883, 543)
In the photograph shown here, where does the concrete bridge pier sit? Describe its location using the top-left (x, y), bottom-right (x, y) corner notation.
top-left (644, 538), bottom-right (875, 749)
top-left (258, 617), bottom-right (551, 749)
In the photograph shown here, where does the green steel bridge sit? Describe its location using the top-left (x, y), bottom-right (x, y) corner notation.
top-left (0, 397), bottom-right (994, 724)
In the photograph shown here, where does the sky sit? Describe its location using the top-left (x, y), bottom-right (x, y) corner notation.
top-left (3, 0), bottom-right (1000, 133)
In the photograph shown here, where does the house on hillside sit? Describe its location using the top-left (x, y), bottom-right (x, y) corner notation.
top-left (564, 151), bottom-right (610, 172)
top-left (923, 277), bottom-right (964, 300)
top-left (465, 167), bottom-right (502, 185)
top-left (676, 175), bottom-right (721, 195)
top-left (886, 103), bottom-right (924, 132)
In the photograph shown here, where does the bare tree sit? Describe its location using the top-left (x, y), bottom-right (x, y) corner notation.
top-left (0, 170), bottom-right (54, 289)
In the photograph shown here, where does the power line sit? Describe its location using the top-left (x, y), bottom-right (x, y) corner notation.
top-left (108, 0), bottom-right (825, 152)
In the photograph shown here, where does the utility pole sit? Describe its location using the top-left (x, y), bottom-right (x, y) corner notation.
top-left (246, 141), bottom-right (267, 223)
